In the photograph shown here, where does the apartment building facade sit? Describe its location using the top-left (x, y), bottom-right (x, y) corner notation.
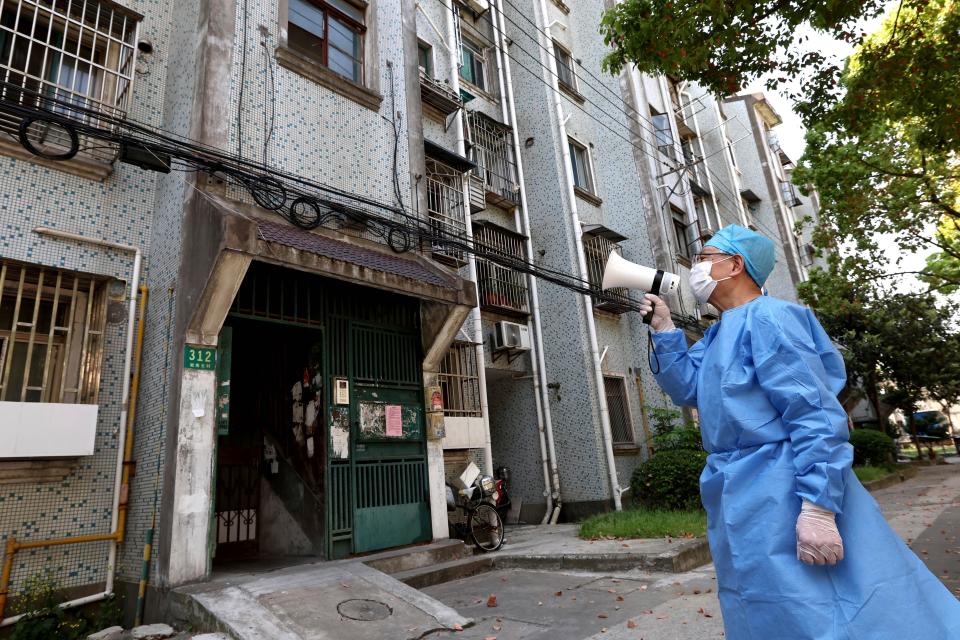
top-left (0, 0), bottom-right (817, 625)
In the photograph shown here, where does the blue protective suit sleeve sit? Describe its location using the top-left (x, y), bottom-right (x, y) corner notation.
top-left (752, 310), bottom-right (852, 514)
top-left (651, 329), bottom-right (706, 407)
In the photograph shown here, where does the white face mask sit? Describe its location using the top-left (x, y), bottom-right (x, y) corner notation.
top-left (689, 256), bottom-right (734, 304)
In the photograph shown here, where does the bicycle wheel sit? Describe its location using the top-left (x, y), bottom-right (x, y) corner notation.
top-left (469, 503), bottom-right (504, 552)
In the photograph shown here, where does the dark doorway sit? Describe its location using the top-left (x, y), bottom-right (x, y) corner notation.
top-left (213, 317), bottom-right (326, 562)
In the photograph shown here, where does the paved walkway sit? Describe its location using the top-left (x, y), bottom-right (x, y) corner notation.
top-left (422, 462), bottom-right (960, 640)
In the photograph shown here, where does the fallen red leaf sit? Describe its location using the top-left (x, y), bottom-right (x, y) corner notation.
top-left (487, 595), bottom-right (498, 608)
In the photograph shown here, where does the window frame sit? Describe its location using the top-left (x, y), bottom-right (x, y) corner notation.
top-left (459, 34), bottom-right (487, 92)
top-left (553, 40), bottom-right (577, 94)
top-left (603, 375), bottom-right (636, 447)
top-left (671, 206), bottom-right (698, 264)
top-left (417, 38), bottom-right (434, 78)
top-left (650, 107), bottom-right (676, 161)
top-left (287, 0), bottom-right (367, 84)
top-left (568, 137), bottom-right (596, 196)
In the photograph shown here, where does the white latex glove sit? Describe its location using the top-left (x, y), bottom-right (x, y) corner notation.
top-left (796, 500), bottom-right (844, 566)
top-left (639, 293), bottom-right (676, 333)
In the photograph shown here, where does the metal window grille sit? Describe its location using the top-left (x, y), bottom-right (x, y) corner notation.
top-left (603, 376), bottom-right (634, 446)
top-left (466, 110), bottom-right (519, 206)
top-left (426, 158), bottom-right (467, 266)
top-left (681, 140), bottom-right (708, 193)
top-left (584, 234), bottom-right (630, 314)
top-left (474, 223), bottom-right (529, 316)
top-left (0, 259), bottom-right (108, 404)
top-left (438, 341), bottom-right (481, 417)
top-left (0, 0), bottom-right (141, 163)
top-left (780, 180), bottom-right (801, 207)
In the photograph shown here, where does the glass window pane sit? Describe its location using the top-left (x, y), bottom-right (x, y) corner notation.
top-left (328, 0), bottom-right (365, 22)
top-left (328, 46), bottom-right (359, 81)
top-left (328, 17), bottom-right (356, 52)
top-left (568, 142), bottom-right (581, 188)
top-left (289, 0), bottom-right (325, 37)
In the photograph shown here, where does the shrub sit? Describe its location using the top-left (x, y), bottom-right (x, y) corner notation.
top-left (647, 406), bottom-right (695, 436)
top-left (630, 449), bottom-right (708, 511)
top-left (849, 428), bottom-right (896, 468)
top-left (652, 426), bottom-right (704, 452)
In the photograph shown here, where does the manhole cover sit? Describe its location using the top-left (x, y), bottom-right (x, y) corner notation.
top-left (337, 598), bottom-right (393, 621)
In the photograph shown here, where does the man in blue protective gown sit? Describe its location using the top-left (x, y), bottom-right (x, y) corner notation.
top-left (639, 224), bottom-right (960, 639)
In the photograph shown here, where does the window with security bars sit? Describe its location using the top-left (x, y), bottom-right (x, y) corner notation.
top-left (603, 376), bottom-right (635, 446)
top-left (780, 180), bottom-right (801, 207)
top-left (0, 259), bottom-right (109, 404)
top-left (474, 222), bottom-right (529, 316)
top-left (0, 0), bottom-right (141, 163)
top-left (584, 233), bottom-right (631, 314)
top-left (466, 110), bottom-right (519, 206)
top-left (438, 341), bottom-right (481, 417)
top-left (426, 158), bottom-right (467, 266)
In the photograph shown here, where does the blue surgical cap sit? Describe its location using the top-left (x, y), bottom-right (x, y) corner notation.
top-left (704, 225), bottom-right (776, 288)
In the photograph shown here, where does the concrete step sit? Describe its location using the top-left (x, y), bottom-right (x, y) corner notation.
top-left (392, 553), bottom-right (496, 589)
top-left (362, 538), bottom-right (472, 575)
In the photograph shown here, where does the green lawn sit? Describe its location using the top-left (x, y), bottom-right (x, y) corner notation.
top-left (853, 465), bottom-right (892, 483)
top-left (579, 508), bottom-right (707, 540)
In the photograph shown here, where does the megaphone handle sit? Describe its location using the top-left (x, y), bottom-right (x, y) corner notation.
top-left (642, 300), bottom-right (655, 325)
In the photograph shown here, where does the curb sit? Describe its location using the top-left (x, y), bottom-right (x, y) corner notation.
top-left (495, 537), bottom-right (712, 574)
top-left (861, 465), bottom-right (919, 492)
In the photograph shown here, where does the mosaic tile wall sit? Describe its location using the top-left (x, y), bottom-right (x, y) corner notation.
top-left (500, 0), bottom-right (666, 505)
top-left (0, 0), bottom-right (179, 601)
top-left (115, 0), bottom-right (201, 589)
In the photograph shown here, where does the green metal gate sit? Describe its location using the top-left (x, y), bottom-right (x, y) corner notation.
top-left (224, 262), bottom-right (430, 560)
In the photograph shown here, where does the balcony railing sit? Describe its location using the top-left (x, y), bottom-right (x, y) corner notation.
top-left (0, 0), bottom-right (141, 165)
top-left (474, 222), bottom-right (529, 316)
top-left (425, 159), bottom-right (468, 266)
top-left (584, 233), bottom-right (631, 314)
top-left (780, 180), bottom-right (802, 207)
top-left (466, 110), bottom-right (520, 208)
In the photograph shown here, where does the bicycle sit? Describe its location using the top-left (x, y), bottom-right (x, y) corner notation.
top-left (445, 474), bottom-right (505, 552)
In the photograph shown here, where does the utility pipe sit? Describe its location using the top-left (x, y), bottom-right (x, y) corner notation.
top-left (490, 1), bottom-right (560, 522)
top-left (533, 0), bottom-right (622, 511)
top-left (443, 0), bottom-right (494, 476)
top-left (1, 228), bottom-right (144, 625)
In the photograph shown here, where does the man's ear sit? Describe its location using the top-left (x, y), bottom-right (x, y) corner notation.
top-left (732, 255), bottom-right (747, 277)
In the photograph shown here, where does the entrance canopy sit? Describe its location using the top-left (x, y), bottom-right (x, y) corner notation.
top-left (181, 193), bottom-right (477, 346)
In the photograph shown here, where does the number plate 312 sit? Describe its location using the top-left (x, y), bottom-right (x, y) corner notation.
top-left (184, 345), bottom-right (217, 370)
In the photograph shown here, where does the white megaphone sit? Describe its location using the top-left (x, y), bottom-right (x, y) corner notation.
top-left (602, 251), bottom-right (680, 324)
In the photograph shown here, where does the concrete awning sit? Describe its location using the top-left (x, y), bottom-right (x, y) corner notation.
top-left (182, 192), bottom-right (477, 345)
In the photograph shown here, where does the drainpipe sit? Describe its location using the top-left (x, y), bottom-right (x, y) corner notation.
top-left (443, 0), bottom-right (494, 476)
top-left (491, 0), bottom-right (561, 523)
top-left (534, 0), bottom-right (622, 511)
top-left (1, 228), bottom-right (142, 626)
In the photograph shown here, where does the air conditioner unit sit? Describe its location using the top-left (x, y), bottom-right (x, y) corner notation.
top-left (464, 0), bottom-right (490, 14)
top-left (493, 321), bottom-right (531, 351)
